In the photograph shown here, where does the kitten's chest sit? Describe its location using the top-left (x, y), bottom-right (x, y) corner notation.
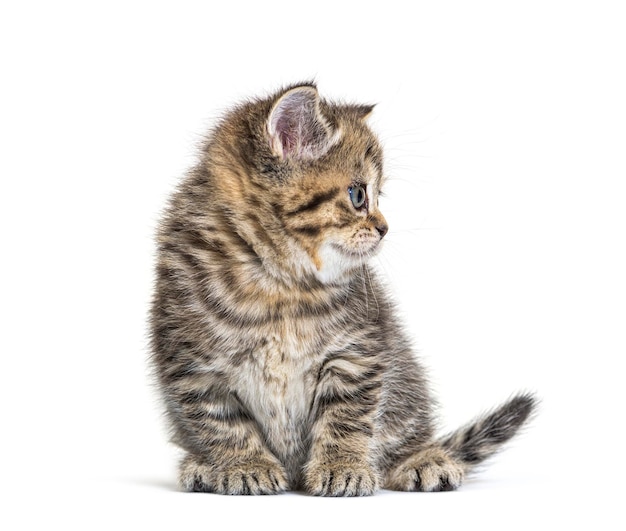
top-left (234, 329), bottom-right (319, 458)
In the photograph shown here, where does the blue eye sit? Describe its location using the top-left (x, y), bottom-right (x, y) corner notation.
top-left (349, 184), bottom-right (367, 209)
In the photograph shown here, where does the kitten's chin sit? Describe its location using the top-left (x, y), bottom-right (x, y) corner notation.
top-left (313, 242), bottom-right (380, 284)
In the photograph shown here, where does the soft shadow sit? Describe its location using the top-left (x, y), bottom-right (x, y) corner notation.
top-left (120, 477), bottom-right (180, 492)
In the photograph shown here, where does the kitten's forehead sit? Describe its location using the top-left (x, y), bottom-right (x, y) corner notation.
top-left (363, 141), bottom-right (385, 188)
top-left (327, 115), bottom-right (385, 188)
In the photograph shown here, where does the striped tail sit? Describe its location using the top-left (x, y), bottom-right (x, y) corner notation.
top-left (440, 392), bottom-right (537, 468)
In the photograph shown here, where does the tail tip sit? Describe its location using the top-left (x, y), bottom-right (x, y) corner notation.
top-left (441, 391), bottom-right (539, 467)
top-left (507, 391), bottom-right (539, 427)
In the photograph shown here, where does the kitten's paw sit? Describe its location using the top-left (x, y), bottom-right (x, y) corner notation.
top-left (303, 461), bottom-right (380, 497)
top-left (179, 454), bottom-right (288, 495)
top-left (385, 447), bottom-right (464, 492)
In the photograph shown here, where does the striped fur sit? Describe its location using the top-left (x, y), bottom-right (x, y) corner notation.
top-left (150, 83), bottom-right (536, 496)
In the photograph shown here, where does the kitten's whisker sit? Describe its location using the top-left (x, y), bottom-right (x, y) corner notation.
top-left (388, 228), bottom-right (441, 236)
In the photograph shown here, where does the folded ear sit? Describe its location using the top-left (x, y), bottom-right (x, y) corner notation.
top-left (267, 85), bottom-right (340, 161)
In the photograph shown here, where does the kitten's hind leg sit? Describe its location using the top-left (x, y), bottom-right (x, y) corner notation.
top-left (384, 446), bottom-right (465, 492)
top-left (384, 393), bottom-right (536, 491)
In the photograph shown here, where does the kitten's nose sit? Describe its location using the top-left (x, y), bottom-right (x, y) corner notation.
top-left (376, 222), bottom-right (388, 238)
top-left (370, 212), bottom-right (388, 239)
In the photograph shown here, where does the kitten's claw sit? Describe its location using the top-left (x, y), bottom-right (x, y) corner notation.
top-left (180, 454), bottom-right (288, 495)
top-left (384, 447), bottom-right (464, 492)
top-left (304, 461), bottom-right (379, 497)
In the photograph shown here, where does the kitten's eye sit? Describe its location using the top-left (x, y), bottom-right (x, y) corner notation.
top-left (349, 184), bottom-right (367, 210)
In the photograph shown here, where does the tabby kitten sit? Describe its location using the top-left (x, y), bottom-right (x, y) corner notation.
top-left (151, 83), bottom-right (536, 496)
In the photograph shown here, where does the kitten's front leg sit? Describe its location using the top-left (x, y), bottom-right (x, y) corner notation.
top-left (303, 357), bottom-right (382, 497)
top-left (174, 391), bottom-right (288, 495)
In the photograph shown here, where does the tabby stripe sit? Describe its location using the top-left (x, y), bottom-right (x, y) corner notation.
top-left (190, 406), bottom-right (254, 424)
top-left (318, 365), bottom-right (384, 385)
top-left (284, 188), bottom-right (340, 216)
top-left (334, 199), bottom-right (354, 216)
top-left (327, 419), bottom-right (374, 438)
top-left (165, 246), bottom-right (275, 328)
top-left (292, 225), bottom-right (322, 237)
top-left (286, 292), bottom-right (353, 319)
top-left (292, 220), bottom-right (352, 236)
top-left (315, 381), bottom-right (381, 412)
top-left (171, 225), bottom-right (230, 258)
top-left (162, 365), bottom-right (195, 384)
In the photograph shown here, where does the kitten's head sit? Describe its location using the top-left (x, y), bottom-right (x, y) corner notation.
top-left (208, 83), bottom-right (388, 285)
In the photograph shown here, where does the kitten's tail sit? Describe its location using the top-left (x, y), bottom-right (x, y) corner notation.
top-left (439, 392), bottom-right (537, 469)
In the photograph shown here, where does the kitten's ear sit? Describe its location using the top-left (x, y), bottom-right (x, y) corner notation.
top-left (352, 104), bottom-right (376, 120)
top-left (267, 86), bottom-right (340, 161)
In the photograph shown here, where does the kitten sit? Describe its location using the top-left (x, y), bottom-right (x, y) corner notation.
top-left (150, 83), bottom-right (536, 496)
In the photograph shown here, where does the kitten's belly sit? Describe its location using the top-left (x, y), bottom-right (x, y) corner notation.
top-left (234, 334), bottom-right (316, 470)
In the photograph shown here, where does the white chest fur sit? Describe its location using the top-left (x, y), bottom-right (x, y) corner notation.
top-left (234, 332), bottom-right (317, 461)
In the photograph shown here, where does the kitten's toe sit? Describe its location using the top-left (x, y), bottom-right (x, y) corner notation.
top-left (217, 466), bottom-right (287, 495)
top-left (179, 454), bottom-right (288, 495)
top-left (304, 461), bottom-right (379, 497)
top-left (385, 447), bottom-right (464, 492)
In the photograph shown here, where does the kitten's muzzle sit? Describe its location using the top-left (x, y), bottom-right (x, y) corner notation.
top-left (368, 211), bottom-right (388, 239)
top-left (376, 223), bottom-right (388, 239)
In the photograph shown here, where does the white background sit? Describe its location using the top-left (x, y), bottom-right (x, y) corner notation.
top-left (1, 1), bottom-right (624, 529)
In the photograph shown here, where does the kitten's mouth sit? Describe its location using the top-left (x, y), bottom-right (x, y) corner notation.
top-left (332, 240), bottom-right (382, 259)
